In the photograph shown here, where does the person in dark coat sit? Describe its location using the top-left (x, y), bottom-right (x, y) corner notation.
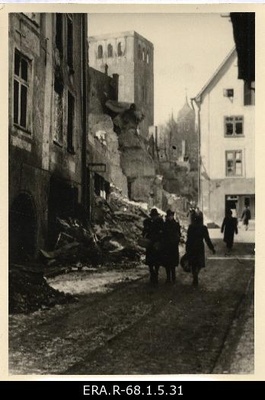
top-left (163, 210), bottom-right (181, 283)
top-left (142, 208), bottom-right (164, 283)
top-left (221, 209), bottom-right (238, 252)
top-left (186, 214), bottom-right (215, 287)
top-left (241, 205), bottom-right (251, 230)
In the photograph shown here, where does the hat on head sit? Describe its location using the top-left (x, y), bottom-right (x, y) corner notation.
top-left (150, 208), bottom-right (159, 217)
top-left (166, 209), bottom-right (174, 217)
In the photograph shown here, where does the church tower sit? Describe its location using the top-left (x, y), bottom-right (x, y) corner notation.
top-left (89, 31), bottom-right (154, 139)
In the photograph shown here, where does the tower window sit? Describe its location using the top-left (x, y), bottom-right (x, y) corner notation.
top-left (138, 44), bottom-right (141, 60)
top-left (117, 42), bottom-right (122, 56)
top-left (142, 48), bottom-right (145, 61)
top-left (146, 51), bottom-right (150, 64)
top-left (98, 45), bottom-right (103, 59)
top-left (107, 43), bottom-right (113, 57)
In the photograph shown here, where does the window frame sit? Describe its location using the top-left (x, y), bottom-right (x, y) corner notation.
top-left (224, 115), bottom-right (244, 137)
top-left (13, 49), bottom-right (32, 134)
top-left (225, 150), bottom-right (243, 177)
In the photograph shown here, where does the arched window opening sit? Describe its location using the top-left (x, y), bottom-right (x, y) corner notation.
top-left (146, 51), bottom-right (150, 64)
top-left (98, 45), bottom-right (103, 59)
top-left (117, 42), bottom-right (122, 56)
top-left (142, 48), bottom-right (145, 61)
top-left (107, 43), bottom-right (113, 57)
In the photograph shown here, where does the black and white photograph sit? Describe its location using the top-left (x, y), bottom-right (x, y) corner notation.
top-left (2, 2), bottom-right (262, 380)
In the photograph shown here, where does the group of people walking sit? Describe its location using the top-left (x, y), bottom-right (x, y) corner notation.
top-left (142, 207), bottom-right (215, 287)
top-left (142, 204), bottom-right (251, 287)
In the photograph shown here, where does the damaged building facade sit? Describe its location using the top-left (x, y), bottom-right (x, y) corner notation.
top-left (9, 13), bottom-right (88, 261)
top-left (88, 30), bottom-right (164, 208)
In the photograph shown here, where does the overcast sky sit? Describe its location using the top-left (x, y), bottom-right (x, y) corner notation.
top-left (88, 12), bottom-right (235, 126)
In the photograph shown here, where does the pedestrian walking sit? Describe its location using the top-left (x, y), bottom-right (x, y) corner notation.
top-left (186, 214), bottom-right (215, 287)
top-left (221, 209), bottom-right (238, 253)
top-left (241, 205), bottom-right (251, 230)
top-left (162, 210), bottom-right (181, 284)
top-left (142, 208), bottom-right (164, 284)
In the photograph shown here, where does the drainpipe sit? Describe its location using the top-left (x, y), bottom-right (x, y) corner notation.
top-left (191, 96), bottom-right (202, 210)
top-left (81, 14), bottom-right (88, 225)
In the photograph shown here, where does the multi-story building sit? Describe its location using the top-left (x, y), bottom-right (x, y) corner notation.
top-left (89, 31), bottom-right (154, 139)
top-left (192, 47), bottom-right (255, 225)
top-left (9, 12), bottom-right (88, 261)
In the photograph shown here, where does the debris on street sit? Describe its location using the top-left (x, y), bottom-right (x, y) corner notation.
top-left (9, 263), bottom-right (77, 314)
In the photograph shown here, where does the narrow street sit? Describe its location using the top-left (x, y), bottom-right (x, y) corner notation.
top-left (9, 228), bottom-right (254, 376)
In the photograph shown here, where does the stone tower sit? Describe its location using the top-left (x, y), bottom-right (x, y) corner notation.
top-left (89, 31), bottom-right (154, 139)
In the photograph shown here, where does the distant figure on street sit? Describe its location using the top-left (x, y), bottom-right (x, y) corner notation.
top-left (142, 208), bottom-right (164, 284)
top-left (241, 205), bottom-right (251, 230)
top-left (186, 214), bottom-right (215, 287)
top-left (221, 209), bottom-right (238, 253)
top-left (162, 210), bottom-right (181, 284)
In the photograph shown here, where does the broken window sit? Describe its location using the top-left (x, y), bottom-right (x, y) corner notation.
top-left (107, 44), bottom-right (113, 57)
top-left (94, 173), bottom-right (109, 200)
top-left (55, 13), bottom-right (63, 57)
top-left (67, 91), bottom-right (75, 153)
top-left (13, 49), bottom-right (30, 131)
top-left (67, 14), bottom-right (74, 71)
top-left (224, 116), bottom-right (244, 136)
top-left (226, 150), bottom-right (242, 176)
top-left (98, 45), bottom-right (103, 59)
top-left (53, 78), bottom-right (64, 145)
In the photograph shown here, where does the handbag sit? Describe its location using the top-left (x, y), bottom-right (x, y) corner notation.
top-left (180, 253), bottom-right (191, 273)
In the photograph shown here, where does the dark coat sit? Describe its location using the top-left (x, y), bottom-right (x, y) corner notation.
top-left (162, 219), bottom-right (181, 267)
top-left (221, 216), bottom-right (238, 248)
top-left (143, 216), bottom-right (164, 266)
top-left (186, 224), bottom-right (215, 270)
top-left (241, 208), bottom-right (251, 225)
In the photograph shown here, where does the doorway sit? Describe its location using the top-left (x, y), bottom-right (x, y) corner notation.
top-left (9, 192), bottom-right (37, 263)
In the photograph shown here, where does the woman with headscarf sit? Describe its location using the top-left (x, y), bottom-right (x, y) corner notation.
top-left (186, 214), bottom-right (215, 287)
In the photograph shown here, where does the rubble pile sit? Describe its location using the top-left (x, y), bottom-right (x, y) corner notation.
top-left (93, 193), bottom-right (149, 265)
top-left (40, 217), bottom-right (102, 273)
top-left (38, 193), bottom-right (149, 275)
top-left (9, 263), bottom-right (76, 314)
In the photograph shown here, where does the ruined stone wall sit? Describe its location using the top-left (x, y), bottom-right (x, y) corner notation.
top-left (88, 113), bottom-right (128, 197)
